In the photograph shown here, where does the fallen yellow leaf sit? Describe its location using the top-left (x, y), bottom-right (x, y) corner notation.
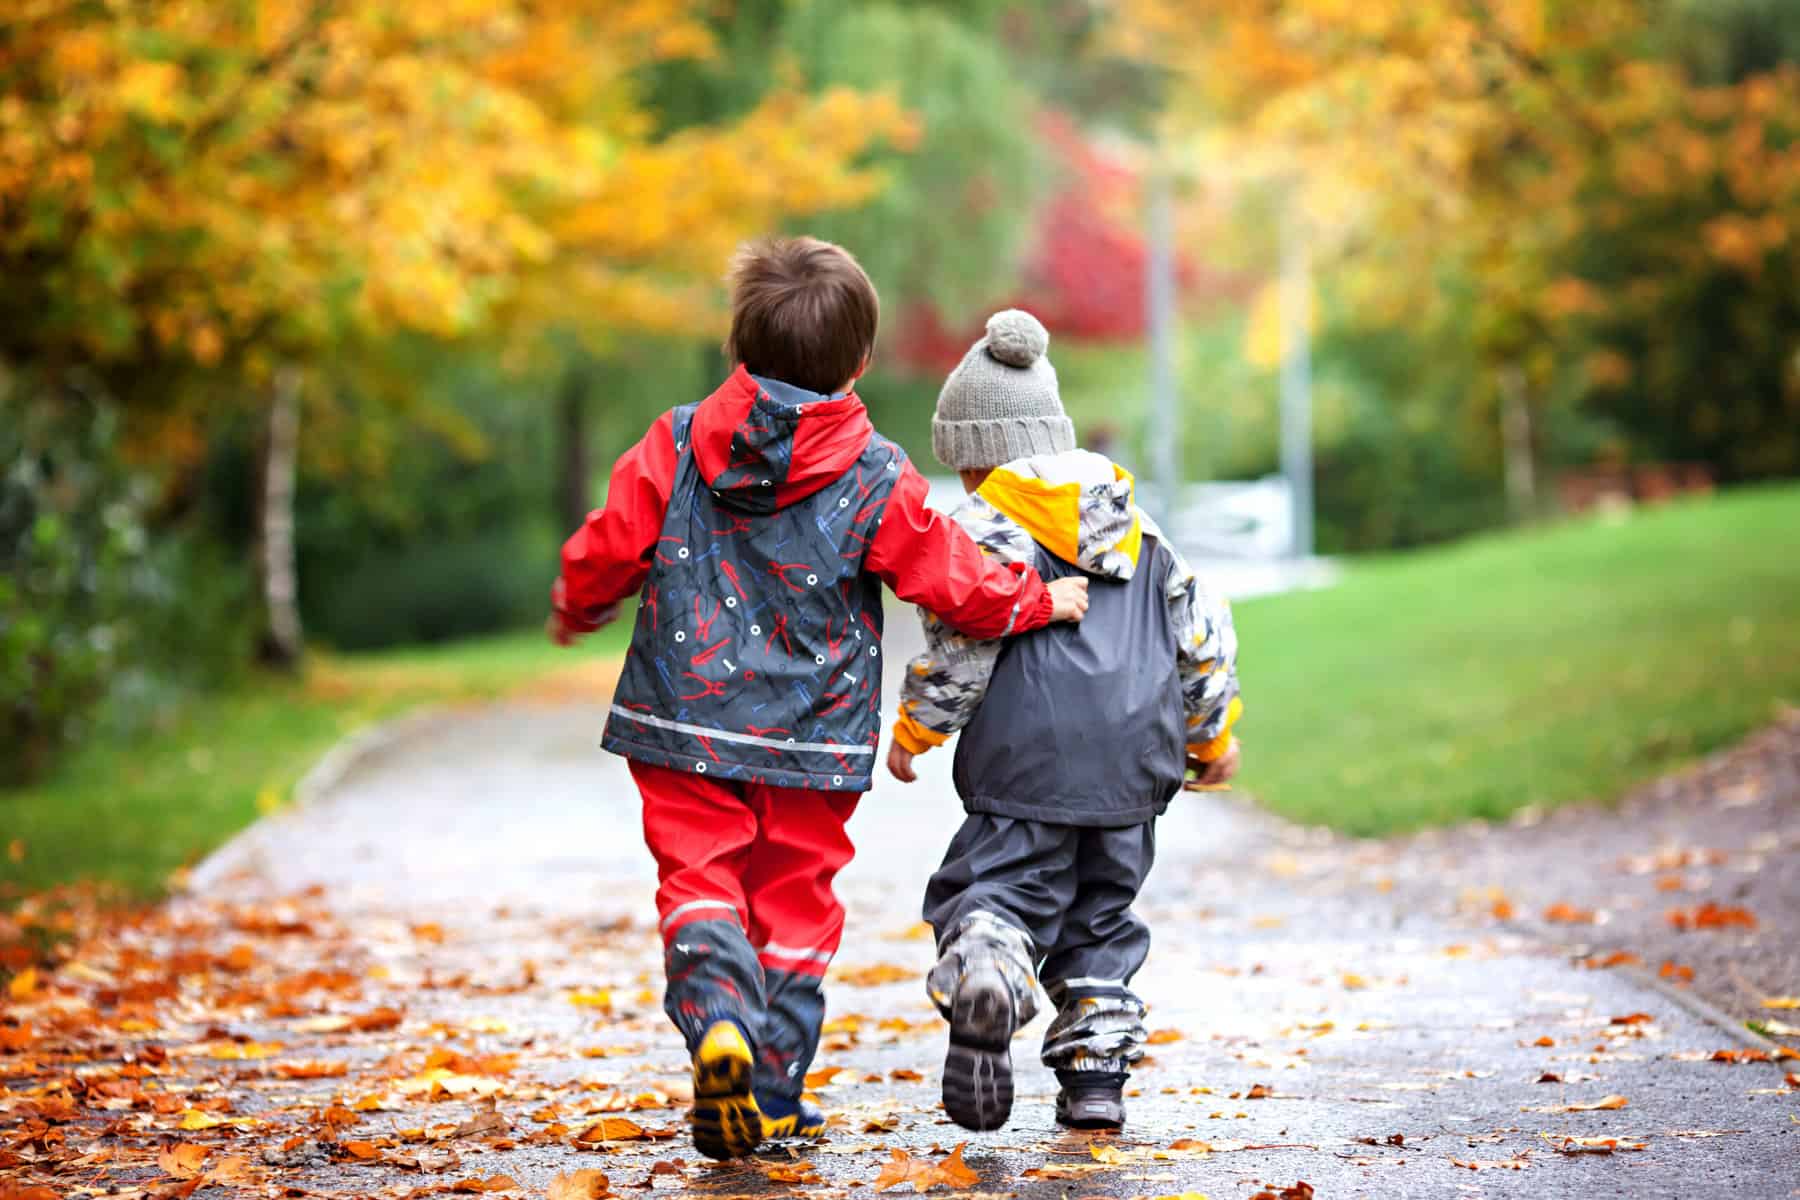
top-left (834, 963), bottom-right (914, 987)
top-left (1761, 996), bottom-right (1800, 1010)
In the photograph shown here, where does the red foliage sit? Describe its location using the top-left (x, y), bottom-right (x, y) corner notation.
top-left (889, 113), bottom-right (1249, 373)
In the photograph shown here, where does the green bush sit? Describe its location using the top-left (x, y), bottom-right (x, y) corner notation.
top-left (2, 384), bottom-right (137, 781)
top-left (295, 349), bottom-right (562, 650)
top-left (1, 375), bottom-right (254, 784)
top-left (305, 524), bottom-right (555, 650)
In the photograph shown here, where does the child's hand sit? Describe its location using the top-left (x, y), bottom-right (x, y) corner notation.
top-left (1047, 576), bottom-right (1089, 623)
top-left (1185, 740), bottom-right (1241, 790)
top-left (548, 580), bottom-right (618, 645)
top-left (886, 741), bottom-right (918, 783)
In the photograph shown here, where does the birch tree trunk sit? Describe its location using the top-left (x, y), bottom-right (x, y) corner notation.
top-left (257, 366), bottom-right (304, 668)
top-left (1499, 362), bottom-right (1537, 523)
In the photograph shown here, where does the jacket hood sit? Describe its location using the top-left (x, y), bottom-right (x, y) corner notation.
top-left (691, 366), bottom-right (875, 514)
top-left (975, 450), bottom-right (1143, 580)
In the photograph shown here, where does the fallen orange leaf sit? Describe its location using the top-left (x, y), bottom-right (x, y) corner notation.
top-left (1533, 1094), bottom-right (1629, 1113)
top-left (275, 1060), bottom-right (349, 1079)
top-left (219, 944), bottom-right (257, 972)
top-left (1544, 1134), bottom-right (1648, 1154)
top-left (872, 1143), bottom-right (979, 1192)
top-left (1146, 1028), bottom-right (1185, 1045)
top-left (1580, 951), bottom-right (1640, 969)
top-left (546, 1168), bottom-right (610, 1199)
top-left (1543, 903), bottom-right (1597, 925)
top-left (157, 1143), bottom-right (210, 1180)
top-left (1666, 903), bottom-right (1757, 931)
top-left (1761, 997), bottom-right (1800, 1010)
top-left (573, 1117), bottom-right (650, 1144)
top-left (1249, 1184), bottom-right (1316, 1199)
top-left (1450, 1157), bottom-right (1530, 1170)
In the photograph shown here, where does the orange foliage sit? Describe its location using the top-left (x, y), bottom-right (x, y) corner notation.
top-left (0, 3), bottom-right (914, 381)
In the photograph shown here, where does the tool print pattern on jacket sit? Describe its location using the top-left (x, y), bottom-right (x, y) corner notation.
top-left (559, 366), bottom-right (1060, 790)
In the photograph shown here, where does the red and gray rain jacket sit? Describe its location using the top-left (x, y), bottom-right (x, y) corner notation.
top-left (556, 366), bottom-right (1057, 790)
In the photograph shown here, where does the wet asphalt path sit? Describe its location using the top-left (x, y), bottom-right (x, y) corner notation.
top-left (186, 618), bottom-right (1799, 1198)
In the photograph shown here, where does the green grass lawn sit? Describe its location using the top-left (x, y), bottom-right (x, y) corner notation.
top-left (1232, 484), bottom-right (1800, 834)
top-left (1, 620), bottom-right (632, 899)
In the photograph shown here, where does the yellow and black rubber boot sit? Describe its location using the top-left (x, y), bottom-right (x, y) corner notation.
top-left (758, 1093), bottom-right (828, 1141)
top-left (690, 1020), bottom-right (763, 1160)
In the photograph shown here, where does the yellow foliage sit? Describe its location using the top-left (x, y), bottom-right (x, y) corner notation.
top-left (0, 0), bottom-right (913, 380)
top-left (1110, 1), bottom-right (1800, 342)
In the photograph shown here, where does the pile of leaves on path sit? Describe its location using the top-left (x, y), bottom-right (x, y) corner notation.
top-left (2, 886), bottom-right (685, 1198)
top-left (6, 877), bottom-right (1797, 1199)
top-left (1, 887), bottom-right (1030, 1199)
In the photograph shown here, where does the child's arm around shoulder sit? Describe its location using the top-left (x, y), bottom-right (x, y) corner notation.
top-left (865, 461), bottom-right (1085, 639)
top-left (1148, 517), bottom-right (1243, 785)
top-left (550, 409), bottom-right (681, 643)
top-left (885, 490), bottom-right (1040, 783)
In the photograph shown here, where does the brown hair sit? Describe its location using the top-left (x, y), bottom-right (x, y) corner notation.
top-left (725, 236), bottom-right (879, 395)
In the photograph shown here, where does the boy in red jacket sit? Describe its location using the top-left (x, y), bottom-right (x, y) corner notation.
top-left (550, 237), bottom-right (1088, 1160)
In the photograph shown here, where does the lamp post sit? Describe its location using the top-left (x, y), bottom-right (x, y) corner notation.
top-left (1146, 163), bottom-right (1179, 528)
top-left (1279, 197), bottom-right (1314, 561)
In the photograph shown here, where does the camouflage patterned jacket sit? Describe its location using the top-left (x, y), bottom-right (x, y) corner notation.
top-left (893, 450), bottom-right (1241, 823)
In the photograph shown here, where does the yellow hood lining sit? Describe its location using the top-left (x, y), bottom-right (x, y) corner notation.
top-left (976, 463), bottom-right (1141, 571)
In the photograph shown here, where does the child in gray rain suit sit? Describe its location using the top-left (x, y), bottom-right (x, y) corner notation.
top-left (885, 309), bottom-right (1243, 1132)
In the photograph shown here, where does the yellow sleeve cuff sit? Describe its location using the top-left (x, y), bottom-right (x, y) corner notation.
top-left (1186, 696), bottom-right (1243, 762)
top-left (892, 708), bottom-right (950, 756)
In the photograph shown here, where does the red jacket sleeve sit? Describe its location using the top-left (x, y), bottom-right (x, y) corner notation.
top-left (865, 461), bottom-right (1055, 638)
top-left (555, 410), bottom-right (679, 629)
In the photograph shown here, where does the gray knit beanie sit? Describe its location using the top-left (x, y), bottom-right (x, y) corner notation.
top-left (931, 309), bottom-right (1075, 470)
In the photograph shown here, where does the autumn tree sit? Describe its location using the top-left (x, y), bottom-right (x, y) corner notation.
top-left (0, 1), bottom-right (913, 665)
top-left (1110, 0), bottom-right (1800, 496)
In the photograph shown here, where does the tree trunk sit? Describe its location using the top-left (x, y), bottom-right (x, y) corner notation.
top-left (257, 366), bottom-right (304, 669)
top-left (1499, 362), bottom-right (1537, 522)
top-left (556, 366), bottom-right (593, 534)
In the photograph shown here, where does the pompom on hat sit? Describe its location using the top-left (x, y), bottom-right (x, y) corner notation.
top-left (930, 309), bottom-right (1074, 470)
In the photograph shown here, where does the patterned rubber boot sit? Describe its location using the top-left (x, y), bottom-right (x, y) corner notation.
top-left (691, 1021), bottom-right (763, 1160)
top-left (758, 1093), bottom-right (828, 1141)
top-left (1054, 1075), bottom-right (1126, 1131)
top-left (942, 965), bottom-right (1017, 1132)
